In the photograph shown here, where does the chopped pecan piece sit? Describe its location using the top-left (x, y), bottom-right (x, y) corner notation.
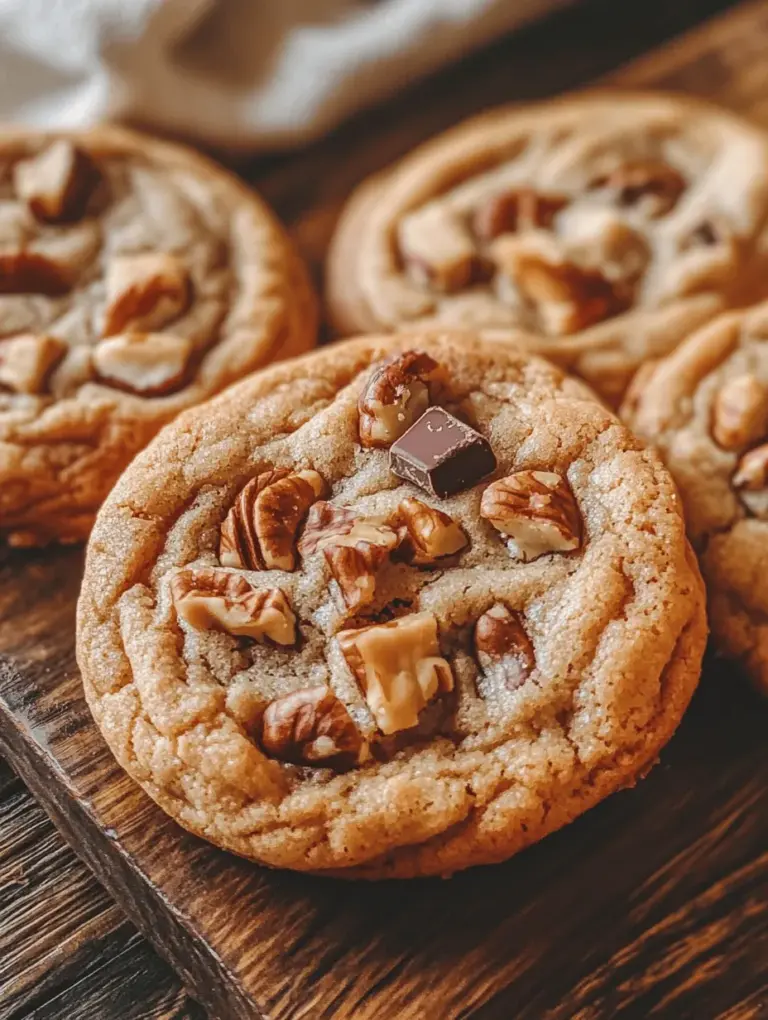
top-left (358, 349), bottom-right (439, 448)
top-left (734, 444), bottom-right (768, 490)
top-left (398, 204), bottom-right (482, 292)
top-left (474, 604), bottom-right (535, 691)
top-left (299, 502), bottom-right (399, 612)
top-left (711, 374), bottom-right (768, 451)
top-left (337, 611), bottom-right (453, 734)
top-left (590, 160), bottom-right (686, 218)
top-left (481, 470), bottom-right (581, 562)
top-left (0, 334), bottom-right (67, 394)
top-left (0, 250), bottom-right (72, 295)
top-left (220, 469), bottom-right (327, 572)
top-left (261, 686), bottom-right (364, 768)
top-left (563, 208), bottom-right (650, 283)
top-left (104, 252), bottom-right (190, 336)
top-left (397, 497), bottom-right (467, 564)
top-left (171, 567), bottom-right (296, 645)
top-left (473, 188), bottom-right (568, 240)
top-left (93, 333), bottom-right (193, 396)
top-left (13, 140), bottom-right (100, 224)
top-left (492, 241), bottom-right (630, 335)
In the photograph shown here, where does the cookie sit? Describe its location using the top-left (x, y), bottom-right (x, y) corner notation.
top-left (0, 126), bottom-right (317, 545)
top-left (327, 91), bottom-right (768, 405)
top-left (77, 332), bottom-right (706, 877)
top-left (625, 302), bottom-right (768, 695)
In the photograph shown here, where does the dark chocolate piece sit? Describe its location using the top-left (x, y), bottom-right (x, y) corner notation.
top-left (389, 406), bottom-right (496, 498)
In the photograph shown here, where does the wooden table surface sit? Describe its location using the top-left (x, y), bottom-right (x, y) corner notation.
top-left (1, 1), bottom-right (766, 1017)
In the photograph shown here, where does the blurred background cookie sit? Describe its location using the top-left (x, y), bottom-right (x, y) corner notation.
top-left (327, 92), bottom-right (768, 405)
top-left (626, 301), bottom-right (768, 696)
top-left (0, 127), bottom-right (317, 546)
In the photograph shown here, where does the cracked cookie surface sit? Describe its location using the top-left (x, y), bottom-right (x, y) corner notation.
top-left (327, 92), bottom-right (768, 406)
top-left (625, 301), bottom-right (768, 695)
top-left (77, 332), bottom-right (706, 877)
top-left (0, 126), bottom-right (317, 545)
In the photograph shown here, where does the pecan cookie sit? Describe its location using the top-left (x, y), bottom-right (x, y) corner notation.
top-left (77, 332), bottom-right (706, 877)
top-left (625, 301), bottom-right (768, 695)
top-left (0, 126), bottom-right (316, 545)
top-left (327, 92), bottom-right (768, 405)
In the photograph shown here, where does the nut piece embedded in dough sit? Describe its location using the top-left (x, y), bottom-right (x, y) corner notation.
top-left (397, 497), bottom-right (467, 564)
top-left (398, 204), bottom-right (481, 292)
top-left (171, 567), bottom-right (296, 645)
top-left (480, 470), bottom-right (581, 562)
top-left (358, 350), bottom-right (440, 448)
top-left (260, 686), bottom-right (364, 768)
top-left (0, 334), bottom-right (67, 394)
top-left (733, 444), bottom-right (768, 490)
top-left (299, 502), bottom-right (399, 612)
top-left (104, 252), bottom-right (190, 336)
top-left (590, 160), bottom-right (686, 218)
top-left (337, 611), bottom-right (454, 735)
top-left (711, 374), bottom-right (768, 450)
top-left (473, 188), bottom-right (568, 241)
top-left (13, 140), bottom-right (100, 224)
top-left (92, 333), bottom-right (193, 396)
top-left (0, 250), bottom-right (72, 296)
top-left (220, 469), bottom-right (327, 572)
top-left (474, 604), bottom-right (535, 691)
top-left (491, 244), bottom-right (630, 335)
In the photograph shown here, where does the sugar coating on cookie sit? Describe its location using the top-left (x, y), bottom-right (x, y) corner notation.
top-left (0, 127), bottom-right (316, 545)
top-left (626, 301), bottom-right (768, 695)
top-left (328, 92), bottom-right (768, 404)
top-left (77, 333), bottom-right (706, 877)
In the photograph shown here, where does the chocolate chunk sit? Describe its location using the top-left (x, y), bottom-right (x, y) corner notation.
top-left (389, 406), bottom-right (497, 498)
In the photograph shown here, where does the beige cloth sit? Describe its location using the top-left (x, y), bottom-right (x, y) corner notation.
top-left (0, 0), bottom-right (566, 150)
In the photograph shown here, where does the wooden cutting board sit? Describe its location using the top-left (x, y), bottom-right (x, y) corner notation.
top-left (1, 3), bottom-right (767, 1017)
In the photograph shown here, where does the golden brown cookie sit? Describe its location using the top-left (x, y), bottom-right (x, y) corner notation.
top-left (0, 126), bottom-right (317, 545)
top-left (625, 301), bottom-right (768, 695)
top-left (327, 92), bottom-right (768, 405)
top-left (77, 332), bottom-right (706, 877)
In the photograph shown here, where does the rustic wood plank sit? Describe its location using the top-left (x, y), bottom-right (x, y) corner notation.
top-left (0, 766), bottom-right (201, 1020)
top-left (0, 759), bottom-right (17, 798)
top-left (16, 935), bottom-right (203, 1020)
top-left (2, 1), bottom-right (768, 1018)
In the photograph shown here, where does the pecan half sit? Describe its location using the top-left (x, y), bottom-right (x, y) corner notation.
top-left (104, 252), bottom-right (190, 336)
top-left (337, 611), bottom-right (454, 734)
top-left (0, 250), bottom-right (72, 295)
top-left (473, 188), bottom-right (568, 241)
top-left (474, 604), bottom-right (535, 691)
top-left (480, 470), bottom-right (582, 562)
top-left (397, 497), bottom-right (467, 564)
top-left (590, 160), bottom-right (686, 218)
top-left (0, 334), bottom-right (67, 394)
top-left (220, 468), bottom-right (327, 572)
top-left (92, 333), bottom-right (193, 396)
top-left (13, 140), bottom-right (100, 224)
top-left (299, 502), bottom-right (399, 612)
top-left (171, 567), bottom-right (296, 645)
top-left (358, 349), bottom-right (439, 448)
top-left (711, 374), bottom-right (768, 451)
top-left (260, 686), bottom-right (364, 768)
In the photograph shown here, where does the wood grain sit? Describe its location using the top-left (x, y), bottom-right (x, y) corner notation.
top-left (0, 763), bottom-right (202, 1020)
top-left (1, 0), bottom-right (768, 1017)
